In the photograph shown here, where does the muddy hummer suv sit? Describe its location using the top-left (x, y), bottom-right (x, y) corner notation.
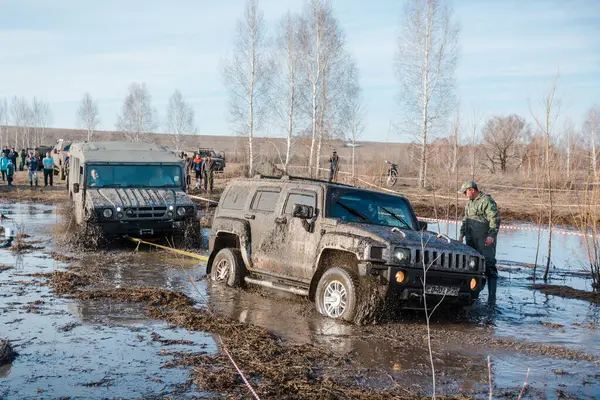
top-left (68, 141), bottom-right (197, 237)
top-left (208, 176), bottom-right (486, 323)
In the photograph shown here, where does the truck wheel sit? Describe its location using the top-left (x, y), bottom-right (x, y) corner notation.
top-left (210, 248), bottom-right (245, 287)
top-left (315, 267), bottom-right (359, 322)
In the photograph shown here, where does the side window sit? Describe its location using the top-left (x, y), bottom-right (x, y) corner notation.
top-left (284, 193), bottom-right (316, 214)
top-left (251, 190), bottom-right (280, 213)
top-left (222, 185), bottom-right (249, 210)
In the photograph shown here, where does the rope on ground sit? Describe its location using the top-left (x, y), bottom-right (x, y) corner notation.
top-left (219, 335), bottom-right (262, 400)
top-left (188, 195), bottom-right (219, 204)
top-left (128, 236), bottom-right (261, 399)
top-left (128, 237), bottom-right (209, 261)
top-left (418, 216), bottom-right (600, 238)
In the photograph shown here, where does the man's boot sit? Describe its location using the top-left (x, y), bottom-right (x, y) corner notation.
top-left (487, 277), bottom-right (497, 305)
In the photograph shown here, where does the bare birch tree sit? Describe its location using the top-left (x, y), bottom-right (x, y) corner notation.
top-left (31, 98), bottom-right (51, 148)
top-left (396, 0), bottom-right (459, 188)
top-left (116, 83), bottom-right (158, 143)
top-left (468, 109), bottom-right (482, 180)
top-left (165, 89), bottom-right (196, 153)
top-left (344, 65), bottom-right (364, 184)
top-left (11, 96), bottom-right (30, 149)
top-left (222, 0), bottom-right (271, 178)
top-left (530, 73), bottom-right (562, 282)
top-left (583, 106), bottom-right (600, 179)
top-left (270, 12), bottom-right (303, 173)
top-left (77, 92), bottom-right (100, 141)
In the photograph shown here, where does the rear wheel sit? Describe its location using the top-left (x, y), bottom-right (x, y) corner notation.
top-left (210, 248), bottom-right (245, 287)
top-left (387, 170), bottom-right (397, 187)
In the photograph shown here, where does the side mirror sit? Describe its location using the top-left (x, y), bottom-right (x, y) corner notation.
top-left (73, 183), bottom-right (80, 194)
top-left (418, 220), bottom-right (428, 231)
top-left (292, 204), bottom-right (314, 220)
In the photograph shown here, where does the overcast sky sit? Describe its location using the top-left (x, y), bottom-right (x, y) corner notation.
top-left (0, 0), bottom-right (598, 142)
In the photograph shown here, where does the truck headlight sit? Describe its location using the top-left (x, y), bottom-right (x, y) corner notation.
top-left (102, 208), bottom-right (113, 218)
top-left (469, 256), bottom-right (478, 271)
top-left (393, 247), bottom-right (411, 263)
top-left (176, 207), bottom-right (186, 217)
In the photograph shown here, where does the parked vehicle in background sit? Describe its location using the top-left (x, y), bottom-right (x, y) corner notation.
top-left (197, 148), bottom-right (226, 172)
top-left (207, 175), bottom-right (486, 324)
top-left (68, 141), bottom-right (198, 238)
top-left (52, 139), bottom-right (71, 180)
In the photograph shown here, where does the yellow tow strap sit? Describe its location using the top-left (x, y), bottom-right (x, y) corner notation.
top-left (129, 237), bottom-right (209, 262)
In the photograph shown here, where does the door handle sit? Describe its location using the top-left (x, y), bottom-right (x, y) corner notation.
top-left (274, 216), bottom-right (287, 224)
top-left (244, 214), bottom-right (255, 220)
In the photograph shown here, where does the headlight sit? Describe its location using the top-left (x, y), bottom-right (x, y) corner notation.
top-left (469, 257), bottom-right (478, 271)
top-left (102, 208), bottom-right (113, 218)
top-left (169, 205), bottom-right (174, 211)
top-left (393, 247), bottom-right (411, 263)
top-left (117, 212), bottom-right (124, 219)
top-left (116, 207), bottom-right (121, 212)
top-left (176, 207), bottom-right (186, 217)
top-left (125, 208), bottom-right (134, 217)
top-left (167, 211), bottom-right (174, 218)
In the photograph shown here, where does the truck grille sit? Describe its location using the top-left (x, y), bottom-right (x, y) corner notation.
top-left (129, 206), bottom-right (167, 219)
top-left (414, 249), bottom-right (476, 271)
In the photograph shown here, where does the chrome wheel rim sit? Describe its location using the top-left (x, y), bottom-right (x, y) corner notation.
top-left (214, 259), bottom-right (230, 282)
top-left (323, 280), bottom-right (347, 318)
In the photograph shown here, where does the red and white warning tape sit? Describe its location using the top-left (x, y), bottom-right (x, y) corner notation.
top-left (418, 216), bottom-right (600, 238)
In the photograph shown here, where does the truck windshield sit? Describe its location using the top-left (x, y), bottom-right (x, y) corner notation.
top-left (328, 188), bottom-right (416, 230)
top-left (86, 164), bottom-right (183, 188)
top-left (198, 150), bottom-right (217, 158)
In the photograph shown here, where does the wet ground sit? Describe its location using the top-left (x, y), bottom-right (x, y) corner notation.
top-left (1, 204), bottom-right (599, 399)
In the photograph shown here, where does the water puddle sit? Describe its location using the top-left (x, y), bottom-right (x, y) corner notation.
top-left (1, 204), bottom-right (598, 398)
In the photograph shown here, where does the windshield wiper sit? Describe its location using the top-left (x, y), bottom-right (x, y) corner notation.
top-left (379, 206), bottom-right (413, 230)
top-left (336, 201), bottom-right (372, 223)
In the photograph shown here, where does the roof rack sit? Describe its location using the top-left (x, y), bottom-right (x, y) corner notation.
top-left (254, 174), bottom-right (355, 188)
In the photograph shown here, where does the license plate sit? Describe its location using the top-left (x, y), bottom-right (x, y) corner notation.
top-left (140, 229), bottom-right (154, 235)
top-left (425, 285), bottom-right (459, 296)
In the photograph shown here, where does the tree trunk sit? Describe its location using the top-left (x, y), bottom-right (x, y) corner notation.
top-left (418, 2), bottom-right (431, 189)
top-left (592, 129), bottom-right (598, 180)
top-left (352, 141), bottom-right (356, 185)
top-left (543, 115), bottom-right (553, 281)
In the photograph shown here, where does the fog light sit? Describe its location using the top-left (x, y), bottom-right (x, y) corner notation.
top-left (126, 209), bottom-right (133, 217)
top-left (395, 271), bottom-right (406, 283)
top-left (169, 205), bottom-right (174, 211)
top-left (116, 207), bottom-right (121, 212)
top-left (167, 211), bottom-right (174, 218)
top-left (470, 278), bottom-right (477, 290)
top-left (117, 212), bottom-right (124, 219)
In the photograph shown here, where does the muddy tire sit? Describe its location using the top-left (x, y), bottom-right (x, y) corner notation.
top-left (211, 248), bottom-right (245, 287)
top-left (315, 267), bottom-right (360, 323)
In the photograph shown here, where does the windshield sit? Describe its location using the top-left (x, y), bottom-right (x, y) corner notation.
top-left (327, 188), bottom-right (416, 230)
top-left (198, 150), bottom-right (217, 158)
top-left (86, 164), bottom-right (183, 188)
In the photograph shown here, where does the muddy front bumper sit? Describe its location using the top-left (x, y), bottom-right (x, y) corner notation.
top-left (363, 263), bottom-right (486, 304)
top-left (97, 219), bottom-right (189, 237)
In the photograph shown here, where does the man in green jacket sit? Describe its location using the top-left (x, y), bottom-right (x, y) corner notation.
top-left (458, 181), bottom-right (500, 304)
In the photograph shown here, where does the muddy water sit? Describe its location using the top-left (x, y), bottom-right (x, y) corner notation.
top-left (0, 204), bottom-right (211, 399)
top-left (1, 204), bottom-right (599, 399)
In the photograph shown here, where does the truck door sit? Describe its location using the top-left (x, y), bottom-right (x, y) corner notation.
top-left (279, 187), bottom-right (322, 280)
top-left (247, 187), bottom-right (284, 272)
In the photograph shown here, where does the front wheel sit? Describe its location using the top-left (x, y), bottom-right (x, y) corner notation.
top-left (315, 267), bottom-right (359, 322)
top-left (210, 248), bottom-right (245, 287)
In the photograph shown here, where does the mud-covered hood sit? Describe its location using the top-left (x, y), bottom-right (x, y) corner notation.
top-left (334, 222), bottom-right (480, 256)
top-left (87, 188), bottom-right (195, 208)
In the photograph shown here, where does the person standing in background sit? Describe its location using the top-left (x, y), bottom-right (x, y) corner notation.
top-left (43, 152), bottom-right (54, 187)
